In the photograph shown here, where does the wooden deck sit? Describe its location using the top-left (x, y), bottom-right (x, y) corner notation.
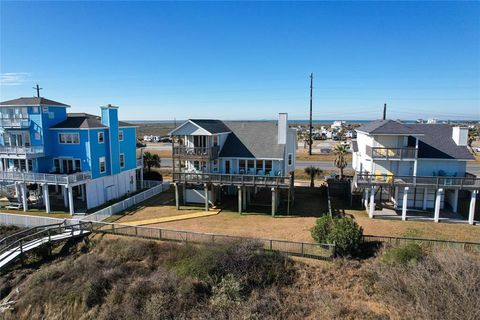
top-left (173, 172), bottom-right (292, 188)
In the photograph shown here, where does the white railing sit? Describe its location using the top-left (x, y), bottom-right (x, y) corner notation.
top-left (81, 181), bottom-right (170, 222)
top-left (0, 145), bottom-right (44, 155)
top-left (0, 213), bottom-right (66, 228)
top-left (0, 118), bottom-right (30, 128)
top-left (136, 158), bottom-right (143, 167)
top-left (0, 171), bottom-right (91, 185)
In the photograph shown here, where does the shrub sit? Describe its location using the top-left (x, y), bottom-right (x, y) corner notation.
top-left (210, 274), bottom-right (242, 310)
top-left (311, 216), bottom-right (363, 256)
top-left (382, 243), bottom-right (424, 265)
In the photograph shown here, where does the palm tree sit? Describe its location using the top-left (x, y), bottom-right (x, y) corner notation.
top-left (468, 128), bottom-right (477, 152)
top-left (143, 151), bottom-right (161, 172)
top-left (333, 144), bottom-right (348, 179)
top-left (304, 166), bottom-right (322, 187)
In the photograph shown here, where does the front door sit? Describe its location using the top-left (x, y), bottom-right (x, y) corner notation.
top-left (225, 160), bottom-right (230, 174)
top-left (62, 159), bottom-right (74, 174)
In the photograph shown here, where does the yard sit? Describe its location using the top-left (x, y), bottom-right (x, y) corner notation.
top-left (108, 186), bottom-right (480, 243)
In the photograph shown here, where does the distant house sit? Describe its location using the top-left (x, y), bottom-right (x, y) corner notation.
top-left (0, 97), bottom-right (142, 214)
top-left (352, 120), bottom-right (478, 224)
top-left (169, 113), bottom-right (296, 215)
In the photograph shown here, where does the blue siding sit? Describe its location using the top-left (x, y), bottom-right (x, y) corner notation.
top-left (89, 128), bottom-right (110, 179)
top-left (101, 107), bottom-right (121, 175)
top-left (119, 127), bottom-right (137, 171)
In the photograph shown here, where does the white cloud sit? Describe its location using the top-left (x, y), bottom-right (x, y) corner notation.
top-left (0, 73), bottom-right (31, 86)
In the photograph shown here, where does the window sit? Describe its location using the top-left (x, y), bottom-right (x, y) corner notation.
top-left (118, 130), bottom-right (124, 141)
top-left (120, 154), bottom-right (125, 168)
top-left (239, 160), bottom-right (246, 174)
top-left (75, 159), bottom-right (81, 172)
top-left (256, 160), bottom-right (263, 173)
top-left (265, 160), bottom-right (272, 174)
top-left (48, 112), bottom-right (54, 119)
top-left (288, 153), bottom-right (293, 166)
top-left (58, 133), bottom-right (79, 144)
top-left (98, 132), bottom-right (104, 143)
top-left (42, 106), bottom-right (49, 113)
top-left (99, 157), bottom-right (106, 173)
top-left (32, 107), bottom-right (39, 113)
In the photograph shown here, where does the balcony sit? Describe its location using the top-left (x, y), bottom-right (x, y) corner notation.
top-left (354, 172), bottom-right (480, 190)
top-left (0, 171), bottom-right (91, 185)
top-left (173, 171), bottom-right (291, 188)
top-left (0, 118), bottom-right (30, 129)
top-left (366, 145), bottom-right (417, 160)
top-left (172, 146), bottom-right (219, 160)
top-left (0, 146), bottom-right (44, 157)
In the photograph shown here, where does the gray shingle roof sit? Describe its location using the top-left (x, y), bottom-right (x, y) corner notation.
top-left (356, 120), bottom-right (415, 135)
top-left (410, 124), bottom-right (474, 160)
top-left (219, 122), bottom-right (285, 159)
top-left (0, 97), bottom-right (69, 107)
top-left (190, 120), bottom-right (231, 134)
top-left (50, 113), bottom-right (135, 129)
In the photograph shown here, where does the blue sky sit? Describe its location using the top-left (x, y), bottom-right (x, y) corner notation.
top-left (1, 1), bottom-right (479, 121)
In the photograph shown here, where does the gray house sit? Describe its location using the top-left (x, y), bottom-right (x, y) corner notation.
top-left (170, 113), bottom-right (297, 215)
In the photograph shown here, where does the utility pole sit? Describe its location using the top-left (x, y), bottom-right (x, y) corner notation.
top-left (309, 73), bottom-right (313, 156)
top-left (32, 84), bottom-right (42, 98)
top-left (383, 103), bottom-right (387, 120)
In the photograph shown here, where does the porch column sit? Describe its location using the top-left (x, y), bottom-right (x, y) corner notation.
top-left (182, 183), bottom-right (186, 205)
top-left (394, 187), bottom-right (399, 209)
top-left (20, 183), bottom-right (28, 212)
top-left (15, 182), bottom-right (21, 202)
top-left (242, 186), bottom-right (247, 211)
top-left (452, 189), bottom-right (459, 213)
top-left (43, 183), bottom-right (50, 213)
top-left (174, 183), bottom-right (180, 210)
top-left (271, 187), bottom-right (277, 217)
top-left (140, 167), bottom-right (144, 187)
top-left (0, 159), bottom-right (3, 171)
top-left (402, 187), bottom-right (409, 221)
top-left (68, 186), bottom-right (74, 215)
top-left (204, 184), bottom-right (209, 212)
top-left (434, 188), bottom-right (443, 223)
top-left (63, 186), bottom-right (68, 208)
top-left (80, 184), bottom-right (86, 202)
top-left (238, 186), bottom-right (242, 214)
top-left (468, 190), bottom-right (478, 225)
top-left (368, 186), bottom-right (375, 218)
top-left (364, 188), bottom-right (369, 211)
top-left (422, 188), bottom-right (428, 210)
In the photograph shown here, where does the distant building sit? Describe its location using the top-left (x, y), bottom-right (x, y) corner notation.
top-left (331, 120), bottom-right (345, 130)
top-left (352, 119), bottom-right (478, 224)
top-left (0, 97), bottom-right (142, 214)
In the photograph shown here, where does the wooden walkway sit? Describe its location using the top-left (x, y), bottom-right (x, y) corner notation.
top-left (120, 209), bottom-right (221, 226)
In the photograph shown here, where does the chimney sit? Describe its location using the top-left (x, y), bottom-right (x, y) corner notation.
top-left (452, 126), bottom-right (468, 146)
top-left (101, 104), bottom-right (121, 175)
top-left (278, 113), bottom-right (288, 144)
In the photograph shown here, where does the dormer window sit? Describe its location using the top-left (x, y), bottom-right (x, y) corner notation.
top-left (98, 132), bottom-right (104, 143)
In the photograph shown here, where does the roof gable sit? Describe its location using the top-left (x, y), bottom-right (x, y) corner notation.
top-left (356, 120), bottom-right (416, 135)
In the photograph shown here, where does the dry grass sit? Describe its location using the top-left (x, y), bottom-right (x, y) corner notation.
top-left (296, 149), bottom-right (353, 162)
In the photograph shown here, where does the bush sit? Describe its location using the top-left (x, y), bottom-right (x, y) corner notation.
top-left (311, 216), bottom-right (363, 256)
top-left (382, 243), bottom-right (424, 265)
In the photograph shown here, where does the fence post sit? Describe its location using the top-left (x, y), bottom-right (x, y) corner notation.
top-left (269, 239), bottom-right (273, 251)
top-left (135, 226), bottom-right (138, 236)
top-left (301, 242), bottom-right (304, 256)
top-left (159, 229), bottom-right (162, 240)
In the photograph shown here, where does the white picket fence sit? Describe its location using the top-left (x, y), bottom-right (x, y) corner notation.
top-left (0, 212), bottom-right (66, 228)
top-left (81, 182), bottom-right (170, 222)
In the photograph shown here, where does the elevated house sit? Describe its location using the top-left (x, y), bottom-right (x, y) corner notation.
top-left (352, 119), bottom-right (479, 224)
top-left (0, 97), bottom-right (142, 214)
top-left (169, 113), bottom-right (296, 215)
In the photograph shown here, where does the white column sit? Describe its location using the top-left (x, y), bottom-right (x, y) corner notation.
top-left (174, 183), bottom-right (180, 210)
top-left (0, 159), bottom-right (3, 171)
top-left (63, 186), bottom-right (68, 208)
top-left (80, 185), bottom-right (86, 202)
top-left (15, 182), bottom-right (21, 202)
top-left (422, 188), bottom-right (428, 210)
top-left (238, 186), bottom-right (242, 214)
top-left (402, 187), bottom-right (409, 221)
top-left (364, 188), bottom-right (369, 211)
top-left (43, 183), bottom-right (50, 213)
top-left (68, 186), bottom-right (74, 215)
top-left (369, 186), bottom-right (375, 218)
top-left (242, 186), bottom-right (247, 211)
top-left (271, 187), bottom-right (277, 217)
top-left (204, 184), bottom-right (209, 212)
top-left (434, 188), bottom-right (443, 223)
top-left (468, 190), bottom-right (478, 225)
top-left (21, 183), bottom-right (28, 212)
top-left (394, 187), bottom-right (399, 209)
top-left (452, 189), bottom-right (459, 213)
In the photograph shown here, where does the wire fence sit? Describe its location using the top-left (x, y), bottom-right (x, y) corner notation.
top-left (90, 221), bottom-right (336, 260)
top-left (362, 235), bottom-right (480, 253)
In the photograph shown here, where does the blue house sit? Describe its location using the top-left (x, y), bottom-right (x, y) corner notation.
top-left (0, 97), bottom-right (142, 214)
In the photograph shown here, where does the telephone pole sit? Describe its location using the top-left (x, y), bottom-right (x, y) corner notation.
top-left (33, 84), bottom-right (42, 98)
top-left (309, 72), bottom-right (313, 155)
top-left (383, 103), bottom-right (387, 120)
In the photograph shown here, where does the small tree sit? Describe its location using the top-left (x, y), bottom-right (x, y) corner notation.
top-left (311, 215), bottom-right (363, 256)
top-left (304, 166), bottom-right (322, 188)
top-left (143, 151), bottom-right (161, 172)
top-left (333, 144), bottom-right (348, 179)
top-left (468, 128), bottom-right (477, 152)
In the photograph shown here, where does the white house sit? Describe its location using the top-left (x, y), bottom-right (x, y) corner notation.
top-left (169, 113), bottom-right (297, 216)
top-left (352, 120), bottom-right (478, 224)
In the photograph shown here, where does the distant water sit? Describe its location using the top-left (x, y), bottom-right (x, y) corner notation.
top-left (130, 119), bottom-right (477, 124)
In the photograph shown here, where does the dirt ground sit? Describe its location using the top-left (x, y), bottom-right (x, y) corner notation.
top-left (108, 186), bottom-right (480, 243)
